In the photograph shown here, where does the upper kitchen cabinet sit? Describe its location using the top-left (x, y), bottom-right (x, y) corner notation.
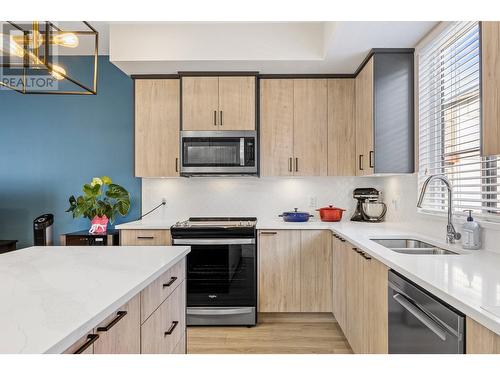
top-left (328, 79), bottom-right (356, 176)
top-left (355, 51), bottom-right (415, 176)
top-left (481, 22), bottom-right (500, 157)
top-left (260, 79), bottom-right (328, 176)
top-left (135, 79), bottom-right (180, 177)
top-left (293, 79), bottom-right (328, 176)
top-left (181, 76), bottom-right (256, 131)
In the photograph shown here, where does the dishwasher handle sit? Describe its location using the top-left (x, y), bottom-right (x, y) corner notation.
top-left (393, 293), bottom-right (448, 341)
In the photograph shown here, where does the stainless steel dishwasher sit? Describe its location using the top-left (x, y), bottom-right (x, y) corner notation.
top-left (388, 270), bottom-right (465, 354)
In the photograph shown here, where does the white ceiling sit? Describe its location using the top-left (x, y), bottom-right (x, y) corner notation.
top-left (107, 21), bottom-right (438, 74)
top-left (1, 21), bottom-right (438, 74)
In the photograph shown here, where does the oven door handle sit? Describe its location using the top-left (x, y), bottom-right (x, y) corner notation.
top-left (392, 293), bottom-right (448, 341)
top-left (172, 238), bottom-right (255, 245)
top-left (187, 307), bottom-right (254, 316)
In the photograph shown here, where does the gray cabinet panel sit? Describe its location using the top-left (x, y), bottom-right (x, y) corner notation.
top-left (373, 53), bottom-right (415, 174)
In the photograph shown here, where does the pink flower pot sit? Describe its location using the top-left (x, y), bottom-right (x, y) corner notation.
top-left (89, 215), bottom-right (109, 234)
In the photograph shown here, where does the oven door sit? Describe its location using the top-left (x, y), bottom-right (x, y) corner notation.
top-left (176, 238), bottom-right (257, 308)
top-left (180, 131), bottom-right (257, 175)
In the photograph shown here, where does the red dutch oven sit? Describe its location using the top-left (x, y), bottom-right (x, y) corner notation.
top-left (316, 205), bottom-right (345, 222)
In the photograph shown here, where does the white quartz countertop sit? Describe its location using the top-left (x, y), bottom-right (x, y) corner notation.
top-left (0, 245), bottom-right (190, 354)
top-left (259, 219), bottom-right (500, 336)
top-left (115, 217), bottom-right (500, 335)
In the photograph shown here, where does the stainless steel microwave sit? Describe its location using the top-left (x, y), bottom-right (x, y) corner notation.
top-left (180, 131), bottom-right (258, 176)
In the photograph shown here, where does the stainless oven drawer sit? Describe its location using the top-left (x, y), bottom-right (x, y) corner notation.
top-left (187, 307), bottom-right (256, 326)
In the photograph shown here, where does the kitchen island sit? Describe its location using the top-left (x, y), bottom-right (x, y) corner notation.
top-left (0, 245), bottom-right (189, 354)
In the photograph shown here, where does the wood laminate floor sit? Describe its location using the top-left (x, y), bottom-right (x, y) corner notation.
top-left (187, 313), bottom-right (353, 354)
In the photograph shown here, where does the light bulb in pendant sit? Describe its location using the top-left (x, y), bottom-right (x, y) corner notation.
top-left (51, 33), bottom-right (79, 48)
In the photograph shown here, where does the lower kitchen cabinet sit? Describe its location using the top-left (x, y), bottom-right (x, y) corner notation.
top-left (120, 229), bottom-right (171, 246)
top-left (258, 230), bottom-right (332, 313)
top-left (258, 230), bottom-right (301, 312)
top-left (332, 235), bottom-right (347, 330)
top-left (332, 233), bottom-right (388, 354)
top-left (466, 317), bottom-right (500, 354)
top-left (300, 230), bottom-right (332, 312)
top-left (93, 293), bottom-right (141, 354)
top-left (64, 258), bottom-right (186, 354)
top-left (141, 281), bottom-right (186, 354)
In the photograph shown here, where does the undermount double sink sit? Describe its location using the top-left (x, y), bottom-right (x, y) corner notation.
top-left (370, 238), bottom-right (459, 255)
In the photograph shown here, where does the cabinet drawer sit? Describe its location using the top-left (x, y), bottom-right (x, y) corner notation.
top-left (120, 229), bottom-right (171, 246)
top-left (141, 258), bottom-right (186, 323)
top-left (141, 281), bottom-right (186, 354)
top-left (63, 331), bottom-right (97, 354)
top-left (93, 293), bottom-right (141, 354)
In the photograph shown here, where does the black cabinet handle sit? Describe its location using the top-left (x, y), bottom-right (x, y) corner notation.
top-left (288, 157), bottom-right (292, 172)
top-left (359, 155), bottom-right (364, 171)
top-left (96, 311), bottom-right (127, 332)
top-left (73, 334), bottom-right (99, 354)
top-left (295, 157), bottom-right (299, 172)
top-left (220, 110), bottom-right (223, 126)
top-left (175, 157), bottom-right (179, 172)
top-left (369, 151), bottom-right (374, 168)
top-left (214, 110), bottom-right (217, 126)
top-left (339, 237), bottom-right (346, 242)
top-left (164, 321), bottom-right (179, 336)
top-left (137, 236), bottom-right (155, 240)
top-left (260, 231), bottom-right (277, 235)
top-left (163, 276), bottom-right (178, 288)
top-left (362, 252), bottom-right (372, 260)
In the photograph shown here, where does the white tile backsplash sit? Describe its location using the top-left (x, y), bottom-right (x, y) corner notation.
top-left (141, 176), bottom-right (383, 222)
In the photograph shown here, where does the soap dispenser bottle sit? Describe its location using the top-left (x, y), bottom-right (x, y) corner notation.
top-left (462, 210), bottom-right (481, 250)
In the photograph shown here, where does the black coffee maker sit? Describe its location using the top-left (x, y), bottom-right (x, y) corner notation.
top-left (351, 188), bottom-right (387, 222)
top-left (33, 214), bottom-right (54, 245)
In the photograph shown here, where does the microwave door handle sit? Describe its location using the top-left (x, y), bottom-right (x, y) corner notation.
top-left (240, 138), bottom-right (245, 166)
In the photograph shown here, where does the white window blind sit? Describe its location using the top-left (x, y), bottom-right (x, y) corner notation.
top-left (418, 21), bottom-right (500, 219)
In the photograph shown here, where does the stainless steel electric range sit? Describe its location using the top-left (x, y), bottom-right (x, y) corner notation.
top-left (171, 217), bottom-right (257, 326)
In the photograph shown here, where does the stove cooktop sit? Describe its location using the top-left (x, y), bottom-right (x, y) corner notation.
top-left (173, 217), bottom-right (257, 228)
top-left (170, 217), bottom-right (257, 238)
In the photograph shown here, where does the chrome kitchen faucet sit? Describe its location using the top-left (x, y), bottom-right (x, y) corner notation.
top-left (417, 175), bottom-right (461, 244)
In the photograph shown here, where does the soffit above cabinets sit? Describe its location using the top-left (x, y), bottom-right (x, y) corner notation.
top-left (108, 21), bottom-right (438, 75)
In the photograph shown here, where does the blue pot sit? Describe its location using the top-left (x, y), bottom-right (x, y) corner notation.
top-left (279, 208), bottom-right (314, 222)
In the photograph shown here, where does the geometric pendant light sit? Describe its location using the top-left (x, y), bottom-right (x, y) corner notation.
top-left (0, 21), bottom-right (98, 95)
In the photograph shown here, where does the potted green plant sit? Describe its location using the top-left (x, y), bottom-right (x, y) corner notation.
top-left (67, 176), bottom-right (131, 234)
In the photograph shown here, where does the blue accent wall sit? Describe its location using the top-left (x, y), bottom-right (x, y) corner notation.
top-left (0, 56), bottom-right (141, 248)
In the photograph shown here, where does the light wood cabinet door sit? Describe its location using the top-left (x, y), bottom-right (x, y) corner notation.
top-left (120, 229), bottom-right (171, 246)
top-left (300, 230), bottom-right (332, 312)
top-left (466, 317), bottom-right (500, 353)
top-left (345, 245), bottom-right (364, 354)
top-left (93, 293), bottom-right (141, 354)
top-left (355, 57), bottom-right (374, 176)
top-left (218, 76), bottom-right (256, 130)
top-left (258, 230), bottom-right (301, 312)
top-left (141, 281), bottom-right (186, 354)
top-left (328, 79), bottom-right (356, 176)
top-left (293, 79), bottom-right (328, 176)
top-left (481, 22), bottom-right (500, 157)
top-left (362, 255), bottom-right (388, 354)
top-left (332, 235), bottom-right (347, 331)
top-left (182, 77), bottom-right (219, 130)
top-left (135, 79), bottom-right (180, 177)
top-left (141, 258), bottom-right (185, 323)
top-left (260, 79), bottom-right (294, 176)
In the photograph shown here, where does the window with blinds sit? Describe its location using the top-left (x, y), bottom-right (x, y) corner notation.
top-left (418, 21), bottom-right (500, 219)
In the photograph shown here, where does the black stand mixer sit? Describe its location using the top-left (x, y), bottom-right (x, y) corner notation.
top-left (351, 188), bottom-right (387, 222)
